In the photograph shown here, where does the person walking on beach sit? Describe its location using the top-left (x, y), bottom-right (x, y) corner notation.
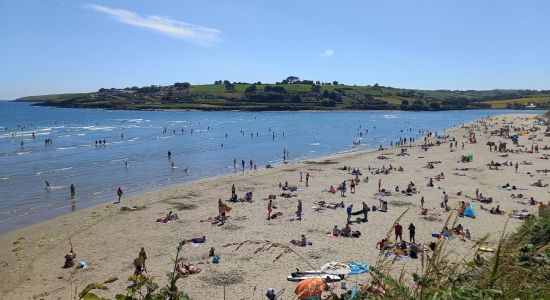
top-left (408, 223), bottom-right (416, 243)
top-left (299, 171), bottom-right (303, 182)
top-left (515, 162), bottom-right (519, 173)
top-left (267, 199), bottom-right (273, 220)
top-left (378, 178), bottom-right (382, 192)
top-left (395, 223), bottom-right (403, 241)
top-left (70, 184), bottom-right (76, 198)
top-left (350, 180), bottom-right (356, 194)
top-left (231, 184), bottom-right (236, 196)
top-left (305, 172), bottom-right (310, 186)
top-left (346, 204), bottom-right (353, 224)
top-left (241, 159), bottom-right (245, 172)
top-left (116, 187), bottom-right (123, 203)
top-left (362, 201), bottom-right (369, 222)
top-left (296, 199), bottom-right (302, 220)
top-left (420, 196), bottom-right (425, 209)
top-left (443, 191), bottom-right (449, 211)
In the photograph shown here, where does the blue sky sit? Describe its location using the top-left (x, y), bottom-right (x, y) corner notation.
top-left (1, 0), bottom-right (549, 99)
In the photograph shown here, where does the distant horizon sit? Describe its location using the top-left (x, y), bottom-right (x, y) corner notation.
top-left (1, 0), bottom-right (549, 99)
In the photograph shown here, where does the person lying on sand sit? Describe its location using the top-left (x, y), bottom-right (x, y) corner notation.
top-left (157, 211), bottom-right (179, 223)
top-left (490, 205), bottom-right (504, 214)
top-left (327, 185), bottom-right (337, 194)
top-left (290, 234), bottom-right (312, 247)
top-left (187, 236), bottom-right (206, 243)
top-left (532, 179), bottom-right (549, 187)
top-left (176, 263), bottom-right (201, 277)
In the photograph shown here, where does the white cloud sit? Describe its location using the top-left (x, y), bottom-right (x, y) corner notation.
top-left (320, 49), bottom-right (334, 57)
top-left (86, 4), bottom-right (220, 45)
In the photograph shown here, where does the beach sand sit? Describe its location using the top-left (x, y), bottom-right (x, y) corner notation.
top-left (0, 114), bottom-right (548, 299)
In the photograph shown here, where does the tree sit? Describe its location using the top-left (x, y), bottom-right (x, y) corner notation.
top-left (315, 81), bottom-right (321, 85)
top-left (310, 84), bottom-right (321, 93)
top-left (224, 81), bottom-right (235, 93)
top-left (285, 76), bottom-right (300, 84)
top-left (332, 81), bottom-right (339, 85)
top-left (174, 82), bottom-right (190, 90)
top-left (322, 90), bottom-right (330, 98)
top-left (272, 86), bottom-right (286, 93)
top-left (328, 91), bottom-right (342, 102)
top-left (264, 85), bottom-right (273, 92)
top-left (401, 99), bottom-right (409, 106)
top-left (244, 84), bottom-right (257, 94)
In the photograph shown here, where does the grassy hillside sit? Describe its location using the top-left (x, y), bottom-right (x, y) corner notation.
top-left (16, 80), bottom-right (550, 111)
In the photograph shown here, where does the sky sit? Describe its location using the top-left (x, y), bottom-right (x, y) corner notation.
top-left (1, 0), bottom-right (549, 99)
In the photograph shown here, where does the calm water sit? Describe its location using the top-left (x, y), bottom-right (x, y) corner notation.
top-left (0, 102), bottom-right (542, 232)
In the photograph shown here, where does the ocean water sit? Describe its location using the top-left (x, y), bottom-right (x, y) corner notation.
top-left (0, 101), bottom-right (542, 232)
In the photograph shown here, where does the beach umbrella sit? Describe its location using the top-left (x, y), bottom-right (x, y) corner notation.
top-left (320, 262), bottom-right (351, 275)
top-left (294, 278), bottom-right (327, 299)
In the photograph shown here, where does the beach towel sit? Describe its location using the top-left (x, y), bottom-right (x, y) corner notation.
top-left (348, 261), bottom-right (369, 275)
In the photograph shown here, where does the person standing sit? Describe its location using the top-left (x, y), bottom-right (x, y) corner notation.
top-left (346, 204), bottom-right (353, 224)
top-left (362, 201), bottom-right (369, 222)
top-left (296, 199), bottom-right (302, 220)
top-left (378, 178), bottom-right (382, 192)
top-left (116, 187), bottom-right (123, 203)
top-left (299, 171), bottom-right (303, 182)
top-left (515, 162), bottom-right (519, 173)
top-left (70, 184), bottom-right (76, 198)
top-left (408, 223), bottom-right (416, 243)
top-left (231, 184), bottom-right (236, 196)
top-left (267, 199), bottom-right (273, 220)
top-left (350, 180), bottom-right (356, 194)
top-left (305, 172), bottom-right (310, 186)
top-left (420, 196), bottom-right (425, 209)
top-left (395, 223), bottom-right (403, 241)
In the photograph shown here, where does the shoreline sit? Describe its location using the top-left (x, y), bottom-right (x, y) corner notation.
top-left (0, 112), bottom-right (547, 299)
top-left (0, 107), bottom-right (492, 234)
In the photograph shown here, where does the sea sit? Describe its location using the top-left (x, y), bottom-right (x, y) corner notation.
top-left (0, 101), bottom-right (543, 233)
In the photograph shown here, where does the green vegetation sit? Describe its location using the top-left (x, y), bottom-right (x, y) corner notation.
top-left (16, 76), bottom-right (550, 111)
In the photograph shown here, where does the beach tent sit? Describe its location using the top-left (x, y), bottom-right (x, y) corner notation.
top-left (464, 204), bottom-right (475, 218)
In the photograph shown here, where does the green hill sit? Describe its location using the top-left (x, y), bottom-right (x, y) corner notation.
top-left (15, 78), bottom-right (550, 111)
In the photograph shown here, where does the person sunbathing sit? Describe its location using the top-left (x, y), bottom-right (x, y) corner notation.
top-left (328, 186), bottom-right (337, 193)
top-left (177, 263), bottom-right (201, 277)
top-left (332, 226), bottom-right (340, 236)
top-left (290, 234), bottom-right (311, 247)
top-left (188, 236), bottom-right (206, 243)
top-left (341, 224), bottom-right (352, 237)
top-left (532, 179), bottom-right (549, 187)
top-left (157, 211), bottom-right (179, 223)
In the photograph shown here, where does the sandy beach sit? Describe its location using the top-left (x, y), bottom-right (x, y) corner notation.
top-left (0, 113), bottom-right (548, 300)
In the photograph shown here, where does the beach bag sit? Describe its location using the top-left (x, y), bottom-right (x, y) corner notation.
top-left (212, 255), bottom-right (220, 264)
